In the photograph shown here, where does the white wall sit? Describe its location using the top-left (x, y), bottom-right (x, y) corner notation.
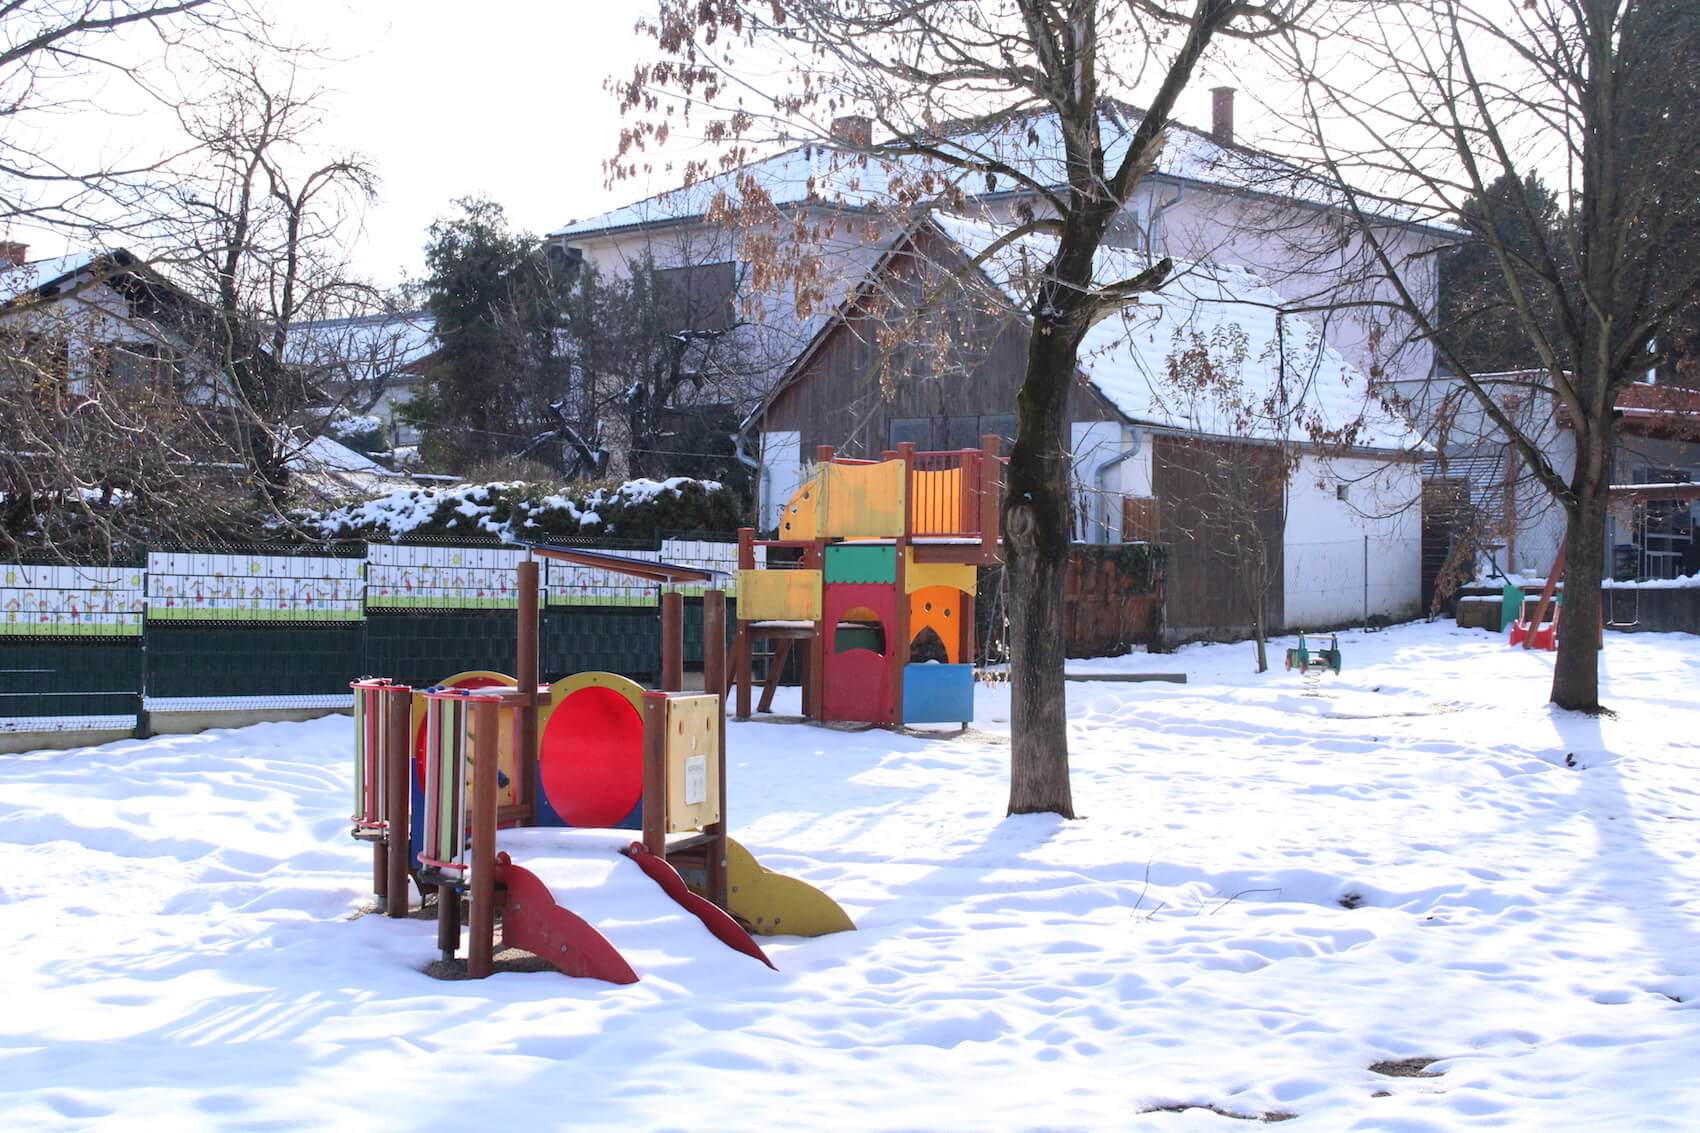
top-left (1070, 421), bottom-right (1137, 543)
top-left (759, 429), bottom-right (802, 532)
top-left (1282, 453), bottom-right (1423, 627)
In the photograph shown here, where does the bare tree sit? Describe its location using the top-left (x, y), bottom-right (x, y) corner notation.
top-left (0, 40), bottom-right (383, 555)
top-left (0, 2), bottom-right (268, 235)
top-left (152, 57), bottom-right (378, 505)
top-left (1278, 0), bottom-right (1700, 711)
top-left (618, 0), bottom-right (1302, 816)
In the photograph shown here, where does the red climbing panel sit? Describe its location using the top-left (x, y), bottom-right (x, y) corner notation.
top-left (540, 683), bottom-right (645, 827)
top-left (821, 582), bottom-right (898, 723)
top-left (494, 852), bottom-right (639, 984)
top-left (623, 843), bottom-right (774, 969)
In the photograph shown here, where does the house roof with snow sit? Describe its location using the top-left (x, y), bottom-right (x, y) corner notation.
top-left (752, 211), bottom-right (1427, 456)
top-left (0, 249), bottom-right (160, 306)
top-left (554, 102), bottom-right (1449, 241)
top-left (286, 311), bottom-right (438, 378)
top-left (939, 213), bottom-right (1424, 453)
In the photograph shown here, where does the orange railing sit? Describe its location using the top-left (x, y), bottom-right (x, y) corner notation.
top-left (908, 448), bottom-right (983, 538)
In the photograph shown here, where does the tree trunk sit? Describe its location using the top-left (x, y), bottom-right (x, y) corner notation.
top-left (1004, 315), bottom-right (1081, 818)
top-left (1551, 474), bottom-right (1609, 711)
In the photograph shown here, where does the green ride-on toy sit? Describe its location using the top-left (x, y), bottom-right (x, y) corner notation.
top-left (1284, 632), bottom-right (1342, 675)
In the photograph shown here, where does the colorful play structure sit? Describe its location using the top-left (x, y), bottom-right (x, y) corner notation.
top-left (731, 437), bottom-right (1004, 725)
top-left (351, 545), bottom-right (854, 983)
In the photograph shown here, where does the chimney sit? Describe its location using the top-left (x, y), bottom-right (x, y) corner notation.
top-left (1210, 86), bottom-right (1235, 147)
top-left (0, 241), bottom-right (27, 268)
top-left (830, 114), bottom-right (873, 149)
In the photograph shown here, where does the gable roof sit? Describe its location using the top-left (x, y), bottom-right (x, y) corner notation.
top-left (936, 213), bottom-right (1424, 452)
top-left (556, 103), bottom-right (1449, 241)
top-left (0, 250), bottom-right (141, 305)
top-left (755, 211), bottom-right (1426, 455)
top-left (286, 311), bottom-right (438, 376)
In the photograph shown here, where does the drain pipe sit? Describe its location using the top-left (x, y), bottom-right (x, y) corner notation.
top-left (1092, 429), bottom-right (1144, 543)
top-left (732, 428), bottom-right (768, 529)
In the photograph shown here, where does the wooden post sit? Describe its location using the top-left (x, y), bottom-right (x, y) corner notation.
top-left (384, 687), bottom-right (411, 919)
top-left (436, 881), bottom-right (459, 963)
top-left (959, 588), bottom-right (977, 669)
top-left (467, 697), bottom-right (499, 979)
top-left (703, 590), bottom-right (727, 699)
top-left (758, 638), bottom-right (792, 713)
top-left (661, 589), bottom-right (684, 691)
top-left (703, 589), bottom-right (729, 908)
top-left (807, 538), bottom-right (826, 720)
top-left (897, 441), bottom-right (915, 537)
top-left (516, 558), bottom-right (540, 823)
top-left (735, 529), bottom-right (754, 720)
top-left (373, 820), bottom-right (388, 909)
top-left (980, 434), bottom-right (1002, 561)
top-left (641, 693), bottom-right (668, 858)
top-left (891, 536), bottom-right (910, 724)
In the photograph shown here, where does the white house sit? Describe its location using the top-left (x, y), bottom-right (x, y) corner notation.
top-left (548, 94), bottom-right (1449, 635)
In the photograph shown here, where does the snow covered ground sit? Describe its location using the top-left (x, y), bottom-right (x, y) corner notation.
top-left (2, 621), bottom-right (1698, 1131)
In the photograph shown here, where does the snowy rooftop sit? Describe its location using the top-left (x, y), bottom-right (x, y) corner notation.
top-left (931, 212), bottom-right (1427, 453)
top-left (555, 105), bottom-right (1443, 239)
top-left (286, 311), bottom-right (437, 373)
top-left (0, 252), bottom-right (99, 303)
top-left (287, 434), bottom-right (403, 479)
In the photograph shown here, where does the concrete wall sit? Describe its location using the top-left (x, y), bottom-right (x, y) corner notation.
top-left (1282, 453), bottom-right (1423, 627)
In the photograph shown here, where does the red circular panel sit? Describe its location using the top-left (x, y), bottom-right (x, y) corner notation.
top-left (414, 674), bottom-right (508, 790)
top-left (540, 684), bottom-right (644, 827)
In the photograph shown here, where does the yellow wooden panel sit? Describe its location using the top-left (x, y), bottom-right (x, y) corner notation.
top-left (904, 550), bottom-right (976, 595)
top-left (778, 472), bottom-right (820, 540)
top-left (725, 837), bottom-right (855, 937)
top-left (819, 460), bottom-right (907, 538)
top-left (910, 467), bottom-right (963, 535)
top-left (665, 693), bottom-right (720, 833)
top-left (736, 569), bottom-right (822, 621)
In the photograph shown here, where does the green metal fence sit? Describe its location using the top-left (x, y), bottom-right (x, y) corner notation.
top-left (0, 536), bottom-right (740, 739)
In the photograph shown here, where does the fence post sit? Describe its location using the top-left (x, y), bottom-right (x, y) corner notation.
top-left (135, 546), bottom-right (152, 739)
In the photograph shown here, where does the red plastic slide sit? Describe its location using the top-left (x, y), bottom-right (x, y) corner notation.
top-left (493, 853), bottom-right (639, 984)
top-left (623, 843), bottom-right (776, 969)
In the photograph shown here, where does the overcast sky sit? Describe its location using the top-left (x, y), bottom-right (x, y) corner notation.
top-left (272, 2), bottom-right (1259, 291)
top-left (10, 1), bottom-right (1265, 292)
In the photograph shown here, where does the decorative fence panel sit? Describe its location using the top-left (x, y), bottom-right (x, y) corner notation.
top-left (0, 536), bottom-right (741, 739)
top-left (1, 562), bottom-right (144, 636)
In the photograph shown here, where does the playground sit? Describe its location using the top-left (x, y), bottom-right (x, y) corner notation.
top-left (3, 620), bottom-right (1699, 1130)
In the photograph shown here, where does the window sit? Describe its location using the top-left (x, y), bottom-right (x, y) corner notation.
top-left (980, 414), bottom-right (1017, 445)
top-left (890, 418), bottom-right (931, 449)
top-left (105, 341), bottom-right (176, 388)
top-left (654, 261), bottom-right (737, 333)
top-left (1336, 483), bottom-right (1350, 502)
top-left (944, 415), bottom-right (981, 451)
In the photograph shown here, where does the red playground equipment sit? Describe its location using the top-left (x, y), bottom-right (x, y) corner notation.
top-left (351, 546), bottom-right (853, 983)
top-left (732, 437), bottom-right (1004, 726)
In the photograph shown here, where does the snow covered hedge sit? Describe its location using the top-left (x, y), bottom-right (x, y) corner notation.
top-left (304, 477), bottom-right (742, 543)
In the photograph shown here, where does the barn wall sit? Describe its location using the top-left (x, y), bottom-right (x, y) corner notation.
top-left (1151, 434), bottom-right (1286, 642)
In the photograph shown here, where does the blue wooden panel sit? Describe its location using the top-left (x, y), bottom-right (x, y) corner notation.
top-left (902, 662), bottom-right (974, 724)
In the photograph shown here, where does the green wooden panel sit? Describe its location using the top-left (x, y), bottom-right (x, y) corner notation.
top-left (824, 544), bottom-right (897, 585)
top-left (0, 640), bottom-right (142, 719)
top-left (146, 623), bottom-right (363, 698)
